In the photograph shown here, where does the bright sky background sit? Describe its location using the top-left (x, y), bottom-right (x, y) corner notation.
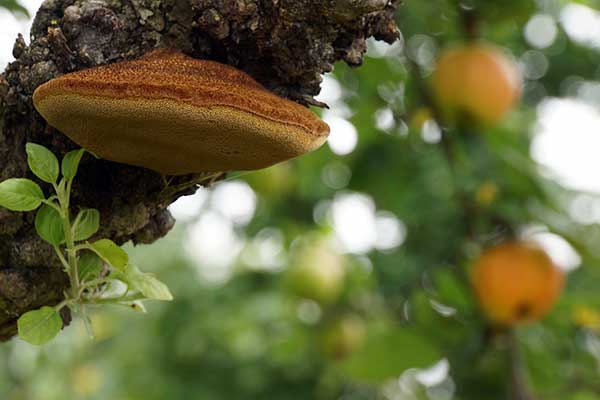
top-left (2, 1), bottom-right (598, 275)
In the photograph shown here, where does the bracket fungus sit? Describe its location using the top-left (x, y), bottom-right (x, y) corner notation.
top-left (33, 49), bottom-right (330, 175)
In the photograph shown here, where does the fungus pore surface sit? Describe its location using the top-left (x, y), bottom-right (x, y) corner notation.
top-left (33, 49), bottom-right (330, 175)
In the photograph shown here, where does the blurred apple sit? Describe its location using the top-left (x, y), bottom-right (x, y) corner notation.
top-left (319, 314), bottom-right (367, 360)
top-left (245, 163), bottom-right (295, 198)
top-left (432, 43), bottom-right (522, 125)
top-left (471, 241), bottom-right (564, 325)
top-left (287, 237), bottom-right (346, 305)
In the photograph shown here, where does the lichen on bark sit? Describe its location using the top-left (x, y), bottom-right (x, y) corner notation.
top-left (0, 0), bottom-right (400, 341)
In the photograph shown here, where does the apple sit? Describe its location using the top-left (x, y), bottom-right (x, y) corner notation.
top-left (319, 314), bottom-right (367, 360)
top-left (432, 43), bottom-right (522, 125)
top-left (471, 241), bottom-right (564, 325)
top-left (287, 238), bottom-right (346, 305)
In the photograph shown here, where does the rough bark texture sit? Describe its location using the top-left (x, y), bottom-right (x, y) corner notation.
top-left (0, 0), bottom-right (400, 341)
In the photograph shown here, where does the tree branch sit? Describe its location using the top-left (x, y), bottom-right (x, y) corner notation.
top-left (0, 0), bottom-right (401, 340)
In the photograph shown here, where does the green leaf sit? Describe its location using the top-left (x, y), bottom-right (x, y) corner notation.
top-left (90, 239), bottom-right (128, 271)
top-left (73, 208), bottom-right (100, 241)
top-left (434, 269), bottom-right (473, 314)
top-left (0, 178), bottom-right (44, 211)
top-left (35, 204), bottom-right (64, 246)
top-left (78, 251), bottom-right (104, 282)
top-left (0, 0), bottom-right (29, 17)
top-left (17, 306), bottom-right (63, 345)
top-left (339, 326), bottom-right (440, 384)
top-left (123, 264), bottom-right (173, 301)
top-left (26, 143), bottom-right (59, 184)
top-left (61, 149), bottom-right (85, 180)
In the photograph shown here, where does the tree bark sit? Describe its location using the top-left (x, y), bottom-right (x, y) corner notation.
top-left (0, 0), bottom-right (400, 341)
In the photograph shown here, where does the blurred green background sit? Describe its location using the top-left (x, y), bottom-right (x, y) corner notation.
top-left (4, 0), bottom-right (600, 399)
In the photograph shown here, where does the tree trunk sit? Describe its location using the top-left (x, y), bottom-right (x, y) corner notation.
top-left (0, 0), bottom-right (400, 341)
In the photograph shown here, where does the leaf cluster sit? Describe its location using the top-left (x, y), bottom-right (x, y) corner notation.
top-left (0, 143), bottom-right (172, 345)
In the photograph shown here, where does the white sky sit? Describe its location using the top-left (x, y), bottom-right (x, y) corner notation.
top-left (3, 1), bottom-right (598, 273)
top-left (0, 0), bottom-right (37, 69)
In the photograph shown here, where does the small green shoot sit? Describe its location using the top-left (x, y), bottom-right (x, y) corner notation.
top-left (0, 143), bottom-right (173, 345)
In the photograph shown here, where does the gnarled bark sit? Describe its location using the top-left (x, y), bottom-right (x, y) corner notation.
top-left (0, 0), bottom-right (400, 341)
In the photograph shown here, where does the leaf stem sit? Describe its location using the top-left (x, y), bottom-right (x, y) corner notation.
top-left (53, 298), bottom-right (72, 311)
top-left (55, 178), bottom-right (80, 299)
top-left (41, 199), bottom-right (61, 212)
top-left (80, 277), bottom-right (111, 293)
top-left (52, 245), bottom-right (69, 273)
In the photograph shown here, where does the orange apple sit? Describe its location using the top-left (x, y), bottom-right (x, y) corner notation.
top-left (432, 43), bottom-right (522, 125)
top-left (471, 241), bottom-right (564, 325)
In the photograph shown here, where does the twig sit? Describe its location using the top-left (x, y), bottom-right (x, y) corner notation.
top-left (407, 59), bottom-right (478, 246)
top-left (460, 7), bottom-right (480, 41)
top-left (507, 329), bottom-right (536, 400)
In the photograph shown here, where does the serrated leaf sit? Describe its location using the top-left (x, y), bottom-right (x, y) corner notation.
top-left (26, 143), bottom-right (59, 184)
top-left (35, 204), bottom-right (64, 245)
top-left (61, 149), bottom-right (85, 180)
top-left (78, 251), bottom-right (104, 282)
top-left (17, 306), bottom-right (62, 345)
top-left (90, 239), bottom-right (128, 271)
top-left (123, 264), bottom-right (173, 301)
top-left (73, 208), bottom-right (100, 241)
top-left (339, 326), bottom-right (440, 384)
top-left (0, 178), bottom-right (44, 211)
